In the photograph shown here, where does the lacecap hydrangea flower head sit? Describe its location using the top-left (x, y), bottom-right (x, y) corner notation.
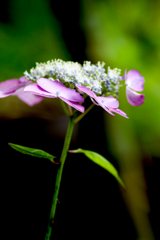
top-left (2, 60), bottom-right (145, 239)
top-left (0, 59), bottom-right (145, 117)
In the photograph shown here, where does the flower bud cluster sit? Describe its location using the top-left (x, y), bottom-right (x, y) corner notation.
top-left (24, 59), bottom-right (122, 98)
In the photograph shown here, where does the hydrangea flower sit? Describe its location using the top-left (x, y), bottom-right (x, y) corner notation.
top-left (0, 59), bottom-right (144, 117)
top-left (0, 77), bottom-right (44, 106)
top-left (23, 59), bottom-right (128, 117)
top-left (123, 69), bottom-right (145, 106)
top-left (24, 78), bottom-right (85, 113)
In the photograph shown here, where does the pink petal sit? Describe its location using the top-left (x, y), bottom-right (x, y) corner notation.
top-left (95, 96), bottom-right (120, 116)
top-left (17, 91), bottom-right (44, 106)
top-left (76, 85), bottom-right (116, 116)
top-left (0, 79), bottom-right (20, 93)
top-left (14, 86), bottom-right (44, 106)
top-left (92, 98), bottom-right (115, 115)
top-left (126, 70), bottom-right (145, 92)
top-left (76, 85), bottom-right (96, 98)
top-left (0, 91), bottom-right (12, 98)
top-left (60, 97), bottom-right (85, 113)
top-left (126, 87), bottom-right (145, 106)
top-left (111, 108), bottom-right (129, 118)
top-left (96, 96), bottom-right (127, 117)
top-left (24, 83), bottom-right (57, 98)
top-left (76, 85), bottom-right (127, 118)
top-left (101, 106), bottom-right (115, 116)
top-left (0, 77), bottom-right (31, 97)
top-left (96, 96), bottom-right (119, 108)
top-left (37, 78), bottom-right (84, 103)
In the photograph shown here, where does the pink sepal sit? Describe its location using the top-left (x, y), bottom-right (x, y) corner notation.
top-left (24, 83), bottom-right (57, 98)
top-left (37, 78), bottom-right (84, 103)
top-left (15, 87), bottom-right (44, 106)
top-left (126, 87), bottom-right (145, 106)
top-left (126, 70), bottom-right (145, 92)
top-left (60, 97), bottom-right (84, 113)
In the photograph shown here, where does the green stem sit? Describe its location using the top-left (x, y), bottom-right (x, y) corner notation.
top-left (45, 116), bottom-right (75, 240)
top-left (73, 103), bottom-right (94, 124)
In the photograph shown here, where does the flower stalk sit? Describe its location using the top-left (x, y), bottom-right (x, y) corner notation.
top-left (74, 103), bottom-right (95, 124)
top-left (45, 115), bottom-right (75, 240)
top-left (45, 99), bottom-right (95, 240)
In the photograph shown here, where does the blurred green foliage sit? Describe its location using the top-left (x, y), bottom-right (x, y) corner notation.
top-left (0, 0), bottom-right (70, 79)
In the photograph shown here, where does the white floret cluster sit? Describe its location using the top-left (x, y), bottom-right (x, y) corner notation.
top-left (24, 59), bottom-right (122, 98)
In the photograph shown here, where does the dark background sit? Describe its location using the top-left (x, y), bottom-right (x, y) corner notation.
top-left (0, 0), bottom-right (160, 239)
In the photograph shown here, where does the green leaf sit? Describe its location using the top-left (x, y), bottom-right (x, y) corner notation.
top-left (8, 143), bottom-right (56, 163)
top-left (69, 148), bottom-right (125, 188)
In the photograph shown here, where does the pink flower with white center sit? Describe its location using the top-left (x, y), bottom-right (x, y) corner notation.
top-left (76, 85), bottom-right (128, 118)
top-left (24, 78), bottom-right (85, 113)
top-left (123, 69), bottom-right (145, 106)
top-left (0, 77), bottom-right (44, 106)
